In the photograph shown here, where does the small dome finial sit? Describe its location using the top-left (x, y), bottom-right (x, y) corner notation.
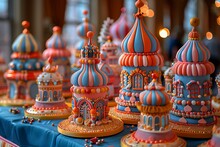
top-left (87, 31), bottom-right (94, 45)
top-left (151, 72), bottom-right (158, 80)
top-left (22, 20), bottom-right (30, 34)
top-left (53, 26), bottom-right (61, 34)
top-left (190, 17), bottom-right (200, 28)
top-left (135, 0), bottom-right (144, 8)
top-left (107, 36), bottom-right (112, 42)
top-left (83, 10), bottom-right (88, 15)
top-left (121, 7), bottom-right (126, 13)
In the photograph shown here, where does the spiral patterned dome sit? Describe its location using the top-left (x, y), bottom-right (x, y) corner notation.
top-left (110, 8), bottom-right (131, 41)
top-left (139, 74), bottom-right (170, 106)
top-left (43, 26), bottom-right (71, 58)
top-left (12, 21), bottom-right (38, 53)
top-left (71, 31), bottom-right (108, 87)
top-left (121, 9), bottom-right (160, 53)
top-left (76, 10), bottom-right (94, 38)
top-left (172, 18), bottom-right (215, 76)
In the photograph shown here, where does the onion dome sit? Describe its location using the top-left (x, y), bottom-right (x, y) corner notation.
top-left (172, 18), bottom-right (215, 76)
top-left (101, 36), bottom-right (118, 51)
top-left (37, 57), bottom-right (63, 83)
top-left (71, 31), bottom-right (108, 87)
top-left (12, 21), bottom-right (38, 53)
top-left (76, 10), bottom-right (94, 39)
top-left (43, 26), bottom-right (71, 58)
top-left (139, 73), bottom-right (170, 106)
top-left (110, 8), bottom-right (131, 41)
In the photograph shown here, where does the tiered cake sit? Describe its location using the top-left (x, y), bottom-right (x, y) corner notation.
top-left (109, 0), bottom-right (164, 124)
top-left (110, 7), bottom-right (131, 49)
top-left (100, 36), bottom-right (121, 97)
top-left (0, 21), bottom-right (44, 106)
top-left (0, 56), bottom-right (7, 95)
top-left (121, 73), bottom-right (186, 147)
top-left (164, 65), bottom-right (174, 96)
top-left (25, 57), bottom-right (71, 119)
top-left (71, 10), bottom-right (94, 73)
top-left (58, 31), bottom-right (123, 138)
top-left (169, 18), bottom-right (215, 138)
top-left (42, 26), bottom-right (72, 98)
top-left (98, 49), bottom-right (116, 107)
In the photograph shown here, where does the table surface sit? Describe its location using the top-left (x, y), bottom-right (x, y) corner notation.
top-left (0, 106), bottom-right (208, 147)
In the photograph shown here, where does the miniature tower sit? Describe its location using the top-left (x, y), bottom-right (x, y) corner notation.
top-left (98, 50), bottom-right (116, 106)
top-left (0, 21), bottom-right (44, 106)
top-left (121, 73), bottom-right (186, 146)
top-left (169, 18), bottom-right (215, 138)
top-left (109, 0), bottom-right (164, 124)
top-left (164, 66), bottom-right (174, 96)
top-left (58, 31), bottom-right (123, 138)
top-left (42, 26), bottom-right (72, 98)
top-left (71, 10), bottom-right (94, 73)
top-left (0, 56), bottom-right (7, 95)
top-left (110, 7), bottom-right (131, 49)
top-left (25, 57), bottom-right (71, 119)
top-left (100, 36), bottom-right (121, 97)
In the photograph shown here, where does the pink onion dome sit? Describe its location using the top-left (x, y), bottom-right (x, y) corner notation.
top-left (110, 8), bottom-right (131, 42)
top-left (71, 31), bottom-right (108, 87)
top-left (101, 36), bottom-right (118, 51)
top-left (76, 10), bottom-right (94, 39)
top-left (121, 8), bottom-right (160, 53)
top-left (172, 18), bottom-right (215, 76)
top-left (139, 73), bottom-right (170, 106)
top-left (12, 21), bottom-right (38, 53)
top-left (43, 26), bottom-right (71, 58)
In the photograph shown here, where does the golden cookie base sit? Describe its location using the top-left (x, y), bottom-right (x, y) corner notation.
top-left (109, 107), bottom-right (140, 125)
top-left (0, 95), bottom-right (35, 106)
top-left (121, 134), bottom-right (186, 147)
top-left (58, 117), bottom-right (124, 138)
top-left (108, 99), bottom-right (117, 107)
top-left (169, 121), bottom-right (213, 138)
top-left (24, 108), bottom-right (71, 120)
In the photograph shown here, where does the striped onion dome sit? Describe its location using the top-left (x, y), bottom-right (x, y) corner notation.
top-left (76, 10), bottom-right (94, 39)
top-left (43, 26), bottom-right (71, 58)
top-left (71, 31), bottom-right (108, 87)
top-left (139, 73), bottom-right (170, 106)
top-left (110, 8), bottom-right (131, 42)
top-left (12, 21), bottom-right (38, 53)
top-left (37, 57), bottom-right (63, 83)
top-left (172, 18), bottom-right (214, 76)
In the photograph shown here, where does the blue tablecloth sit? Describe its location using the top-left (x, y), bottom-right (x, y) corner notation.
top-left (0, 106), bottom-right (208, 147)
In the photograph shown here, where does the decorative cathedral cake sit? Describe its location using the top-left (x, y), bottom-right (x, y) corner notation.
top-left (110, 7), bottom-right (131, 49)
top-left (0, 56), bottom-right (7, 95)
top-left (100, 36), bottom-right (121, 98)
top-left (0, 21), bottom-right (44, 106)
top-left (71, 10), bottom-right (94, 73)
top-left (169, 18), bottom-right (215, 138)
top-left (121, 73), bottom-right (186, 147)
top-left (58, 31), bottom-right (123, 138)
top-left (109, 0), bottom-right (164, 124)
top-left (42, 26), bottom-right (72, 98)
top-left (98, 50), bottom-right (116, 106)
top-left (25, 57), bottom-right (71, 119)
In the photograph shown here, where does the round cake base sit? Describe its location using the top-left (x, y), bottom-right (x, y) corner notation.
top-left (121, 133), bottom-right (186, 147)
top-left (109, 107), bottom-right (139, 124)
top-left (58, 117), bottom-right (124, 138)
top-left (169, 121), bottom-right (213, 138)
top-left (108, 99), bottom-right (116, 107)
top-left (0, 95), bottom-right (35, 106)
top-left (25, 107), bottom-right (71, 120)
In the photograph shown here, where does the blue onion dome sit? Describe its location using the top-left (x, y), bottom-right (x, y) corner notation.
top-left (37, 57), bottom-right (63, 84)
top-left (121, 2), bottom-right (160, 53)
top-left (71, 31), bottom-right (108, 87)
top-left (12, 21), bottom-right (39, 53)
top-left (76, 10), bottom-right (94, 39)
top-left (139, 73), bottom-right (170, 106)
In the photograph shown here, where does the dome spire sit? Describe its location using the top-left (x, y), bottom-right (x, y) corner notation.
top-left (188, 17), bottom-right (200, 40)
top-left (22, 20), bottom-right (30, 34)
top-left (135, 0), bottom-right (145, 16)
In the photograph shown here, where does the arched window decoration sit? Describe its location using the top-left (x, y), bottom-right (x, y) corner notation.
top-left (148, 116), bottom-right (152, 128)
top-left (53, 91), bottom-right (58, 101)
top-left (120, 70), bottom-right (129, 88)
top-left (9, 83), bottom-right (15, 99)
top-left (39, 90), bottom-right (43, 99)
top-left (161, 115), bottom-right (165, 128)
top-left (165, 82), bottom-right (172, 93)
top-left (78, 100), bottom-right (92, 120)
top-left (18, 85), bottom-right (25, 98)
top-left (155, 116), bottom-right (160, 131)
top-left (95, 100), bottom-right (105, 120)
top-left (29, 83), bottom-right (38, 99)
top-left (203, 81), bottom-right (212, 96)
top-left (132, 73), bottom-right (143, 90)
top-left (186, 80), bottom-right (201, 98)
top-left (173, 80), bottom-right (183, 97)
top-left (43, 91), bottom-right (48, 101)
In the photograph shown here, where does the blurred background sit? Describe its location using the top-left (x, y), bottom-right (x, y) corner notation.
top-left (0, 0), bottom-right (220, 65)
